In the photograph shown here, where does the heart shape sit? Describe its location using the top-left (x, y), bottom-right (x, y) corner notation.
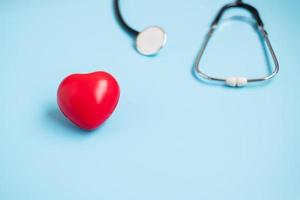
top-left (57, 71), bottom-right (120, 130)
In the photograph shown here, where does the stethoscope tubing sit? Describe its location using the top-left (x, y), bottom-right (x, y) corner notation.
top-left (114, 0), bottom-right (139, 36)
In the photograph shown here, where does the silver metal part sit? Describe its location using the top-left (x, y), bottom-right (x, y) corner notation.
top-left (194, 23), bottom-right (279, 87)
top-left (136, 26), bottom-right (167, 56)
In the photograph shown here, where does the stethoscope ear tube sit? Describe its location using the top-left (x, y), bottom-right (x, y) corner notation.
top-left (194, 0), bottom-right (279, 87)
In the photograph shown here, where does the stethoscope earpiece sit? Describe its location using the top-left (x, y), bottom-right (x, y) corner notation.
top-left (136, 26), bottom-right (167, 56)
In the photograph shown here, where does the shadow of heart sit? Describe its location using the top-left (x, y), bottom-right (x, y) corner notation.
top-left (46, 107), bottom-right (92, 135)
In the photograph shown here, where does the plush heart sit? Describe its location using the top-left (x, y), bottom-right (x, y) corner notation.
top-left (57, 71), bottom-right (120, 130)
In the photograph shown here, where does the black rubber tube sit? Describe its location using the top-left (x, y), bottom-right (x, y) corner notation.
top-left (113, 0), bottom-right (139, 37)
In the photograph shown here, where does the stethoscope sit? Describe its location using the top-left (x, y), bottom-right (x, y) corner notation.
top-left (114, 0), bottom-right (279, 87)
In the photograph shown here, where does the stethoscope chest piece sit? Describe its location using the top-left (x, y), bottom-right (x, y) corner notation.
top-left (114, 0), bottom-right (167, 56)
top-left (136, 26), bottom-right (167, 56)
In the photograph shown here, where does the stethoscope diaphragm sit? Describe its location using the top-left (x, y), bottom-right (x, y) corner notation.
top-left (136, 26), bottom-right (167, 56)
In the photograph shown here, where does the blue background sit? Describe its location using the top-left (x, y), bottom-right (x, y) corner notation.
top-left (1, 0), bottom-right (299, 199)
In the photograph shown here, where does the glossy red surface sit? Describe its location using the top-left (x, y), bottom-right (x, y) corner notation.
top-left (57, 71), bottom-right (120, 130)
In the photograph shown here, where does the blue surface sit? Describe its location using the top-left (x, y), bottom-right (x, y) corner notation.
top-left (1, 0), bottom-right (300, 199)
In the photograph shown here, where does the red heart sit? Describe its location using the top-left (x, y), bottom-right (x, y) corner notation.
top-left (57, 71), bottom-right (120, 130)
